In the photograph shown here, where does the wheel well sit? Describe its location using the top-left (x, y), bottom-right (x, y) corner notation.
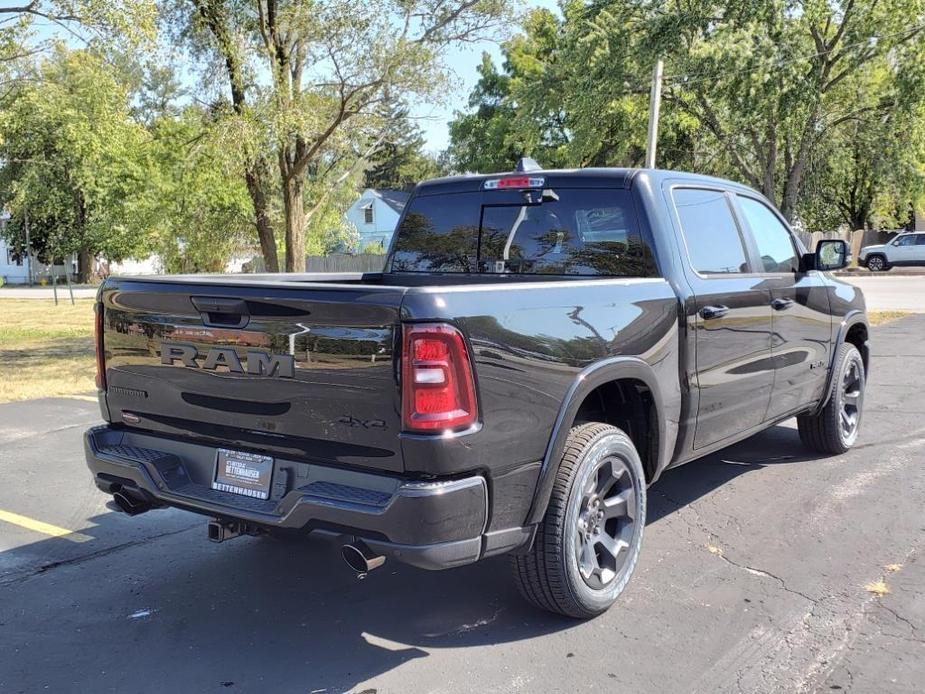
top-left (845, 322), bottom-right (869, 374)
top-left (573, 379), bottom-right (657, 482)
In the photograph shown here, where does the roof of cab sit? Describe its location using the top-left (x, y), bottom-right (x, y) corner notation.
top-left (413, 167), bottom-right (758, 197)
top-left (414, 167), bottom-right (637, 194)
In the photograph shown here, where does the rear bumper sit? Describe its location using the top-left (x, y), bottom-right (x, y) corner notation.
top-left (84, 425), bottom-right (500, 569)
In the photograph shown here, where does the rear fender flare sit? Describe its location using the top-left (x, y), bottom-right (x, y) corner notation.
top-left (524, 357), bottom-right (666, 526)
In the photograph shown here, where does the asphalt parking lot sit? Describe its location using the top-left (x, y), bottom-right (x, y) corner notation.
top-left (1, 317), bottom-right (924, 694)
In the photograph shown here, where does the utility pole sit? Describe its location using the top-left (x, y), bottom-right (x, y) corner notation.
top-left (645, 59), bottom-right (664, 169)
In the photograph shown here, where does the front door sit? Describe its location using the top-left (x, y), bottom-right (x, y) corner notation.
top-left (733, 195), bottom-right (832, 418)
top-left (670, 187), bottom-right (774, 450)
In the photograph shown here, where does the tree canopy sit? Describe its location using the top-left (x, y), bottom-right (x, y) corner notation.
top-left (447, 0), bottom-right (925, 230)
top-left (181, 0), bottom-right (514, 270)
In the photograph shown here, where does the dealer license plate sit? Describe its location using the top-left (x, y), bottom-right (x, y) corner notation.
top-left (212, 449), bottom-right (273, 500)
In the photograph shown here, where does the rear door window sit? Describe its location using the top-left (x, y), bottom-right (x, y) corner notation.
top-left (672, 188), bottom-right (750, 274)
top-left (389, 187), bottom-right (656, 277)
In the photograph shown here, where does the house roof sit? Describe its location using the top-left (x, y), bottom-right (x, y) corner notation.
top-left (373, 189), bottom-right (410, 214)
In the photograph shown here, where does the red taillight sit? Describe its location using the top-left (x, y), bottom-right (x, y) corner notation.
top-left (402, 324), bottom-right (478, 432)
top-left (95, 302), bottom-right (106, 390)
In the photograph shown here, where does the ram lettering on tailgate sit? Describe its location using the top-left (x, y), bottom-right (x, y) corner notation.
top-left (160, 342), bottom-right (295, 379)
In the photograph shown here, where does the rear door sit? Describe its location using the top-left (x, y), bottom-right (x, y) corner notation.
top-left (670, 186), bottom-right (774, 449)
top-left (916, 233), bottom-right (925, 263)
top-left (733, 194), bottom-right (832, 418)
top-left (100, 279), bottom-right (406, 472)
top-left (889, 234), bottom-right (918, 265)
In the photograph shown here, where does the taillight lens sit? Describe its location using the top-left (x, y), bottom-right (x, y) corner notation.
top-left (402, 324), bottom-right (478, 432)
top-left (94, 302), bottom-right (106, 390)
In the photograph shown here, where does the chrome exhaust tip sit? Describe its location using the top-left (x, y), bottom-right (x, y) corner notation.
top-left (341, 541), bottom-right (386, 574)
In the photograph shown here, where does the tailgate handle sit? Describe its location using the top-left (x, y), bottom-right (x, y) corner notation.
top-left (191, 297), bottom-right (250, 329)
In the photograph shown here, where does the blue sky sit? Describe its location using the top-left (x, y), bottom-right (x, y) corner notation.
top-left (412, 0), bottom-right (560, 153)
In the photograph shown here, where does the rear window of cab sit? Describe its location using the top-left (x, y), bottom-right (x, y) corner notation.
top-left (387, 188), bottom-right (657, 277)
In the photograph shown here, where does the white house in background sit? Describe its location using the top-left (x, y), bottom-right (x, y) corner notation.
top-left (0, 236), bottom-right (31, 284)
top-left (345, 189), bottom-right (410, 250)
top-left (0, 212), bottom-right (28, 284)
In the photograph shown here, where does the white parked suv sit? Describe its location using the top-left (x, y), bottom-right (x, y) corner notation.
top-left (859, 232), bottom-right (925, 271)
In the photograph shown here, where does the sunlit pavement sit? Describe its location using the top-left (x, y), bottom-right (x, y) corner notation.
top-left (1, 318), bottom-right (923, 693)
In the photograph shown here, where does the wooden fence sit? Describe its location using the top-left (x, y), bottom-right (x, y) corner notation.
top-left (304, 254), bottom-right (386, 273)
top-left (252, 254), bottom-right (387, 273)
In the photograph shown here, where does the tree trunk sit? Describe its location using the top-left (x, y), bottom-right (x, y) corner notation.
top-left (76, 248), bottom-right (93, 283)
top-left (195, 0), bottom-right (280, 273)
top-left (283, 176), bottom-right (305, 272)
top-left (780, 164), bottom-right (803, 222)
top-left (244, 169), bottom-right (279, 272)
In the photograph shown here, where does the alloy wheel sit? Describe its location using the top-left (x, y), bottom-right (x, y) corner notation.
top-left (574, 456), bottom-right (637, 590)
top-left (840, 359), bottom-right (863, 444)
top-left (868, 256), bottom-right (884, 271)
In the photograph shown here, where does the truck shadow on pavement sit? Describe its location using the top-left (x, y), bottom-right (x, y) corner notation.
top-left (0, 423), bottom-right (826, 693)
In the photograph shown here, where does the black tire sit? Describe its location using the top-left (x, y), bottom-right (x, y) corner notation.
top-left (866, 255), bottom-right (888, 272)
top-left (511, 422), bottom-right (646, 619)
top-left (797, 343), bottom-right (865, 454)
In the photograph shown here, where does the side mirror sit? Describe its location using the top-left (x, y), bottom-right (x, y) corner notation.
top-left (813, 239), bottom-right (849, 271)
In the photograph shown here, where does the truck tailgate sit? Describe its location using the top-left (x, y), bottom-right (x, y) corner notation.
top-left (99, 278), bottom-right (406, 473)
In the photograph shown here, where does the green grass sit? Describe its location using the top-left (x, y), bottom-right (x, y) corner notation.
top-left (0, 299), bottom-right (96, 402)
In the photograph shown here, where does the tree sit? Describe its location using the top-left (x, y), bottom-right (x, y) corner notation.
top-left (649, 0), bottom-right (925, 221)
top-left (799, 48), bottom-right (925, 229)
top-left (446, 52), bottom-right (527, 172)
top-left (0, 1), bottom-right (156, 60)
top-left (183, 0), bottom-right (513, 271)
top-left (0, 48), bottom-right (153, 280)
top-left (447, 1), bottom-right (925, 228)
top-left (142, 107), bottom-right (256, 273)
top-left (446, 7), bottom-right (698, 173)
top-left (363, 99), bottom-right (442, 191)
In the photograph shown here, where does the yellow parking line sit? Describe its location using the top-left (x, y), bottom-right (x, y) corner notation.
top-left (0, 509), bottom-right (92, 543)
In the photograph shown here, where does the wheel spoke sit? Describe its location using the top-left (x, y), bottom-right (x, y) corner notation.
top-left (594, 459), bottom-right (623, 497)
top-left (578, 537), bottom-right (598, 580)
top-left (840, 409), bottom-right (856, 432)
top-left (844, 389), bottom-right (860, 407)
top-left (603, 488), bottom-right (633, 520)
top-left (598, 534), bottom-right (628, 561)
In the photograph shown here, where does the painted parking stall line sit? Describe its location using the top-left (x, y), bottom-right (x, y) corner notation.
top-left (0, 509), bottom-right (92, 543)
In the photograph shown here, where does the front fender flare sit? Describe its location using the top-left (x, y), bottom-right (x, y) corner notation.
top-left (814, 310), bottom-right (869, 414)
top-left (524, 356), bottom-right (668, 526)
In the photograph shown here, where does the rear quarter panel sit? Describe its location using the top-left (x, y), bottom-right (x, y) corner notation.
top-left (399, 278), bottom-right (681, 485)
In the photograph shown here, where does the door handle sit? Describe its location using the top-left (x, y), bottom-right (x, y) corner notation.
top-left (771, 298), bottom-right (795, 311)
top-left (700, 305), bottom-right (729, 320)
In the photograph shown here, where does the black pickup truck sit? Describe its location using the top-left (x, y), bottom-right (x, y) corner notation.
top-left (85, 166), bottom-right (869, 618)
